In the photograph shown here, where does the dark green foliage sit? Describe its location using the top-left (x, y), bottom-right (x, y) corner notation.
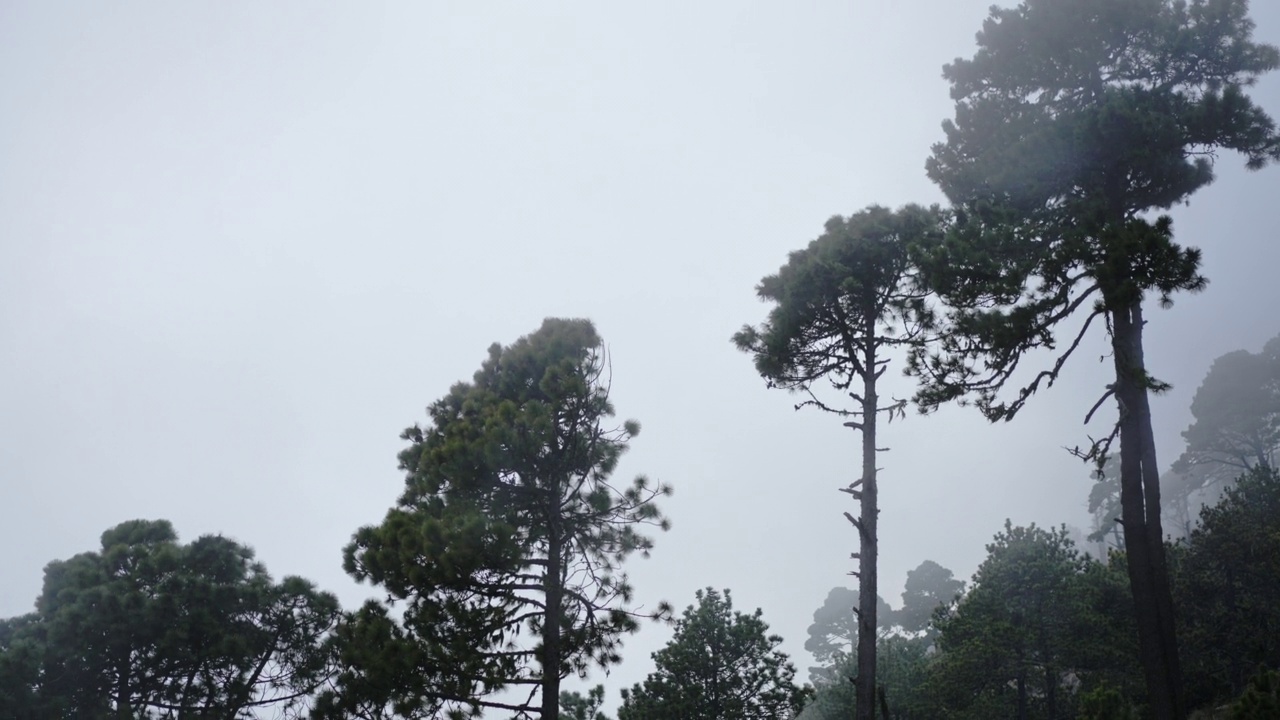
top-left (1078, 684), bottom-right (1141, 720)
top-left (874, 635), bottom-right (931, 720)
top-left (560, 685), bottom-right (610, 720)
top-left (0, 519), bottom-right (340, 719)
top-left (323, 319), bottom-right (670, 719)
top-left (1175, 467), bottom-right (1280, 706)
top-left (803, 634), bottom-right (931, 720)
top-left (1228, 668), bottom-right (1280, 719)
top-left (734, 204), bottom-right (941, 402)
top-left (310, 600), bottom-right (455, 720)
top-left (618, 588), bottom-right (807, 720)
top-left (0, 615), bottom-right (42, 718)
top-left (924, 523), bottom-right (1138, 720)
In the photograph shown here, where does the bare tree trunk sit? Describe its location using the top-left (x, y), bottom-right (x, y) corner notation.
top-left (541, 526), bottom-right (563, 720)
top-left (1045, 663), bottom-right (1058, 720)
top-left (116, 661), bottom-right (132, 720)
top-left (1111, 301), bottom-right (1184, 720)
top-left (1016, 668), bottom-right (1028, 720)
top-left (855, 328), bottom-right (879, 720)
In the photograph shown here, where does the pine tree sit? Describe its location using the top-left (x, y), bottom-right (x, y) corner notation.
top-left (320, 319), bottom-right (670, 719)
top-left (735, 204), bottom-right (942, 720)
top-left (618, 589), bottom-right (807, 720)
top-left (912, 2), bottom-right (1280, 715)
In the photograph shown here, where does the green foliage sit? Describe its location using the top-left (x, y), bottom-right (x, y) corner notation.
top-left (618, 588), bottom-right (807, 720)
top-left (561, 684), bottom-right (611, 720)
top-left (310, 600), bottom-right (454, 720)
top-left (803, 634), bottom-right (931, 720)
top-left (322, 318), bottom-right (670, 719)
top-left (1078, 683), bottom-right (1140, 720)
top-left (0, 615), bottom-right (42, 718)
top-left (734, 204), bottom-right (942, 405)
top-left (1227, 668), bottom-right (1280, 719)
top-left (1176, 467), bottom-right (1280, 706)
top-left (924, 523), bottom-right (1136, 720)
top-left (0, 519), bottom-right (339, 719)
top-left (913, 0), bottom-right (1280, 419)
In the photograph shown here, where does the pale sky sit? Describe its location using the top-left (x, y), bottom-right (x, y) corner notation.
top-left (4, 1), bottom-right (1279, 712)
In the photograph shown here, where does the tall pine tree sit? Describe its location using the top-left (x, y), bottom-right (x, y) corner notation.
top-left (912, 2), bottom-right (1280, 715)
top-left (736, 204), bottom-right (942, 720)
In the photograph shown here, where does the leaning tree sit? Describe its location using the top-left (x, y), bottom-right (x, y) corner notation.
top-left (912, 1), bottom-right (1280, 716)
top-left (735, 204), bottom-right (942, 720)
top-left (318, 319), bottom-right (670, 720)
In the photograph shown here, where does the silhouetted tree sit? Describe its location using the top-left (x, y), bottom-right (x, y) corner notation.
top-left (1174, 335), bottom-right (1280, 488)
top-left (736, 204), bottom-right (942, 720)
top-left (804, 587), bottom-right (892, 685)
top-left (912, 2), bottom-right (1280, 715)
top-left (896, 560), bottom-right (964, 638)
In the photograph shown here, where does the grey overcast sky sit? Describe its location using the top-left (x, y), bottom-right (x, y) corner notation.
top-left (4, 0), bottom-right (1280, 708)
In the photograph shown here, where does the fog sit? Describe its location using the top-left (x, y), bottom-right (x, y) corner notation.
top-left (3, 1), bottom-right (1280, 711)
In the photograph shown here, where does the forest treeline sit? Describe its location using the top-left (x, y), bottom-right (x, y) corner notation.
top-left (3, 326), bottom-right (1277, 719)
top-left (5, 0), bottom-right (1280, 718)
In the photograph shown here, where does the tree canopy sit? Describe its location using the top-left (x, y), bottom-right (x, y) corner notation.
top-left (926, 523), bottom-right (1136, 720)
top-left (0, 519), bottom-right (339, 719)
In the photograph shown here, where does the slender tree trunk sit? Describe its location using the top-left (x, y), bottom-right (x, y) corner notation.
top-left (542, 526), bottom-right (563, 720)
top-left (1016, 669), bottom-right (1028, 720)
top-left (115, 657), bottom-right (132, 720)
top-left (711, 632), bottom-right (723, 719)
top-left (1045, 663), bottom-right (1058, 720)
top-left (855, 329), bottom-right (879, 720)
top-left (1111, 300), bottom-right (1184, 720)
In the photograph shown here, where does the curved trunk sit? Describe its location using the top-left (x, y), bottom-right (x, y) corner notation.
top-left (1111, 300), bottom-right (1185, 719)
